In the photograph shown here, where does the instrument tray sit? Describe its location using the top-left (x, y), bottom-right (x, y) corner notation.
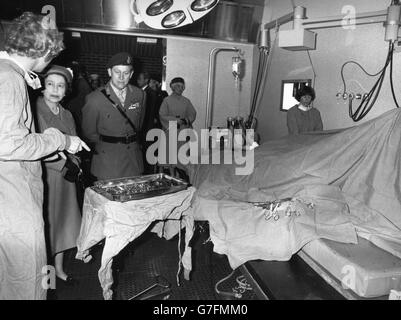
top-left (91, 173), bottom-right (189, 202)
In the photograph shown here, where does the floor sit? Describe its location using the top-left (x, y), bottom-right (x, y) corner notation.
top-left (48, 223), bottom-right (258, 300)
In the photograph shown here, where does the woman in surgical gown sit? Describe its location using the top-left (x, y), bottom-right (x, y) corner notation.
top-left (0, 12), bottom-right (87, 300)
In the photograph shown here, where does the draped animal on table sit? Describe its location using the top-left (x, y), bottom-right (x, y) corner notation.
top-left (188, 108), bottom-right (401, 268)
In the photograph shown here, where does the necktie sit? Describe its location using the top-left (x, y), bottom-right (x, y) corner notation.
top-left (118, 89), bottom-right (126, 106)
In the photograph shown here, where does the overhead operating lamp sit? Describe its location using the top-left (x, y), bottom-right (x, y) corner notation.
top-left (132, 0), bottom-right (220, 29)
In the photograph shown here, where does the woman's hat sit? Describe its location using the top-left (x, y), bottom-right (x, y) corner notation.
top-left (44, 65), bottom-right (73, 84)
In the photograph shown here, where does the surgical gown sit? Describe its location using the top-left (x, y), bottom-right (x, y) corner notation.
top-left (0, 59), bottom-right (67, 300)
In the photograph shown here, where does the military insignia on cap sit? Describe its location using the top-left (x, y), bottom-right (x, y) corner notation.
top-left (127, 56), bottom-right (132, 64)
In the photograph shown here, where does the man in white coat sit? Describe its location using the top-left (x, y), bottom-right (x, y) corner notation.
top-left (0, 12), bottom-right (89, 300)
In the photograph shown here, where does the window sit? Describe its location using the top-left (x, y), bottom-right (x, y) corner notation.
top-left (280, 79), bottom-right (312, 111)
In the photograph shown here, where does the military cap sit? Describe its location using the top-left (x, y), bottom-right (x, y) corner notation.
top-left (107, 52), bottom-right (133, 69)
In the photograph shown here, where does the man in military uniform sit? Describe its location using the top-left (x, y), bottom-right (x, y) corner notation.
top-left (82, 52), bottom-right (146, 181)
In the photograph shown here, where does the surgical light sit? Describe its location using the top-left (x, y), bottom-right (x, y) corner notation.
top-left (191, 0), bottom-right (219, 12)
top-left (146, 0), bottom-right (173, 16)
top-left (162, 11), bottom-right (186, 28)
top-left (134, 0), bottom-right (220, 29)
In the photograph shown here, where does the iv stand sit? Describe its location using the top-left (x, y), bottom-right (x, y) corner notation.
top-left (205, 47), bottom-right (240, 130)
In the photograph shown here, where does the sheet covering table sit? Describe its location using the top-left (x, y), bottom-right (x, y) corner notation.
top-left (76, 186), bottom-right (196, 300)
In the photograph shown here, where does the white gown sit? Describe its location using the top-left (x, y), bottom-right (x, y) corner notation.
top-left (0, 57), bottom-right (66, 300)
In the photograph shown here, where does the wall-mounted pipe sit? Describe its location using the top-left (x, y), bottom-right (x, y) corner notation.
top-left (303, 9), bottom-right (387, 30)
top-left (385, 4), bottom-right (401, 42)
top-left (293, 6), bottom-right (306, 29)
top-left (263, 11), bottom-right (294, 31)
top-left (264, 6), bottom-right (388, 32)
top-left (205, 47), bottom-right (240, 129)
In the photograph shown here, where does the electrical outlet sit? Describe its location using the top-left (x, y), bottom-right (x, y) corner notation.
top-left (336, 92), bottom-right (364, 100)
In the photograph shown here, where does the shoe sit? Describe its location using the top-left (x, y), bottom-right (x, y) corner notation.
top-left (57, 275), bottom-right (78, 286)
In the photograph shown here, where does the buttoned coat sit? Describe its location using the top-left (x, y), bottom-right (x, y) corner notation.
top-left (35, 96), bottom-right (82, 256)
top-left (82, 82), bottom-right (146, 180)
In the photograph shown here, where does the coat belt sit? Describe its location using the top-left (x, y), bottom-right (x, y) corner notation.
top-left (99, 134), bottom-right (137, 144)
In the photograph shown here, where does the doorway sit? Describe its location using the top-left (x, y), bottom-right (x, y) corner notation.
top-left (53, 30), bottom-right (165, 89)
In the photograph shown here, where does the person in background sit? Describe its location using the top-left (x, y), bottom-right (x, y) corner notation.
top-left (159, 77), bottom-right (196, 132)
top-left (148, 76), bottom-right (168, 129)
top-left (158, 77), bottom-right (196, 178)
top-left (65, 61), bottom-right (92, 132)
top-left (137, 71), bottom-right (165, 174)
top-left (89, 73), bottom-right (102, 90)
top-left (66, 61), bottom-right (93, 192)
top-left (35, 65), bottom-right (82, 284)
top-left (286, 86), bottom-right (323, 135)
top-left (0, 12), bottom-right (89, 300)
top-left (136, 71), bottom-right (150, 91)
top-left (82, 52), bottom-right (146, 181)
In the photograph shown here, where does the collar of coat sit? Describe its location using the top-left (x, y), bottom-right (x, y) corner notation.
top-left (0, 53), bottom-right (25, 78)
top-left (36, 96), bottom-right (74, 135)
top-left (104, 81), bottom-right (136, 109)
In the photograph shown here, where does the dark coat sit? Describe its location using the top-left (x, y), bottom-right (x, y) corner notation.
top-left (81, 81), bottom-right (146, 180)
top-left (142, 86), bottom-right (168, 134)
top-left (66, 76), bottom-right (92, 132)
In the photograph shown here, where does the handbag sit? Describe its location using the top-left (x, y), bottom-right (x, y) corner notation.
top-left (63, 155), bottom-right (82, 183)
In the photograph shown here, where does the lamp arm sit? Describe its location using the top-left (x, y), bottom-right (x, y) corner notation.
top-left (130, 0), bottom-right (143, 23)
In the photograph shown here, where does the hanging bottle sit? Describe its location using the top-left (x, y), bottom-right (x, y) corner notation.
top-left (233, 116), bottom-right (244, 149)
top-left (227, 117), bottom-right (234, 150)
top-left (238, 116), bottom-right (246, 147)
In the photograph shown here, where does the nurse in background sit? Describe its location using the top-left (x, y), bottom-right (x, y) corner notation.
top-left (159, 77), bottom-right (196, 132)
top-left (158, 77), bottom-right (196, 178)
top-left (286, 86), bottom-right (323, 135)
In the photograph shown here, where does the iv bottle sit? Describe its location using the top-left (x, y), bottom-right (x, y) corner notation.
top-left (227, 117), bottom-right (233, 129)
top-left (233, 116), bottom-right (245, 149)
top-left (238, 117), bottom-right (246, 146)
top-left (227, 117), bottom-right (234, 150)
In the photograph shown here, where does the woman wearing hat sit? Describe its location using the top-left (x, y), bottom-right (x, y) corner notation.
top-left (286, 86), bottom-right (323, 135)
top-left (35, 65), bottom-right (82, 284)
top-left (158, 77), bottom-right (197, 178)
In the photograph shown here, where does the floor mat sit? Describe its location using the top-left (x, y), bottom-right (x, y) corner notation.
top-left (49, 223), bottom-right (258, 300)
